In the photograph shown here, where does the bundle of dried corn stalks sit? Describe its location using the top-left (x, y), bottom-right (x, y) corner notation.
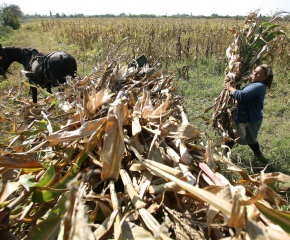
top-left (211, 10), bottom-right (287, 139)
top-left (0, 36), bottom-right (290, 240)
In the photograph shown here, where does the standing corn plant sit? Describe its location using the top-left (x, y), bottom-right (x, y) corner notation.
top-left (211, 10), bottom-right (288, 139)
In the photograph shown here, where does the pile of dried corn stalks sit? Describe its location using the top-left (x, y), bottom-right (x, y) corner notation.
top-left (1, 27), bottom-right (290, 240)
top-left (211, 10), bottom-right (288, 139)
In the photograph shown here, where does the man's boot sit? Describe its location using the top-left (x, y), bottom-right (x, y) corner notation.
top-left (248, 142), bottom-right (262, 159)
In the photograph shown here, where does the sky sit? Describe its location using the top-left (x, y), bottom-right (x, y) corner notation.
top-left (1, 0), bottom-right (289, 17)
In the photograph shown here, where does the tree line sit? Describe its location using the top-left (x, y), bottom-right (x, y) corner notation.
top-left (22, 12), bottom-right (247, 20)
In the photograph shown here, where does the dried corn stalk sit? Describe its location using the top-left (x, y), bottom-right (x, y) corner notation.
top-left (211, 10), bottom-right (287, 137)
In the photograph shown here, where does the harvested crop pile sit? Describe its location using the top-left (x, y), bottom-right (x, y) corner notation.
top-left (1, 18), bottom-right (290, 240)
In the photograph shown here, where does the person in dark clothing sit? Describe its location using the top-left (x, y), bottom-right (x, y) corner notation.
top-left (223, 64), bottom-right (273, 159)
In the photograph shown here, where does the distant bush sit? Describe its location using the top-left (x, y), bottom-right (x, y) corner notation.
top-left (0, 3), bottom-right (23, 30)
top-left (2, 9), bottom-right (21, 29)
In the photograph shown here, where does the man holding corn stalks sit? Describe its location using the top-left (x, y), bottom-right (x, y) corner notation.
top-left (224, 64), bottom-right (273, 160)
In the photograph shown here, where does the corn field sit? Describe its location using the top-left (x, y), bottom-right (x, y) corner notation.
top-left (39, 17), bottom-right (290, 69)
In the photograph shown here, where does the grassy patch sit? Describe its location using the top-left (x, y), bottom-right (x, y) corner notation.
top-left (0, 26), bottom-right (14, 42)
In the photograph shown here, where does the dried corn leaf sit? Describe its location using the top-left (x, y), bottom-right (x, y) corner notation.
top-left (94, 209), bottom-right (118, 240)
top-left (161, 123), bottom-right (202, 139)
top-left (179, 139), bottom-right (193, 165)
top-left (138, 208), bottom-right (171, 240)
top-left (0, 182), bottom-right (20, 204)
top-left (101, 99), bottom-right (126, 181)
top-left (0, 154), bottom-right (43, 169)
top-left (122, 221), bottom-right (156, 240)
top-left (86, 87), bottom-right (114, 115)
top-left (257, 172), bottom-right (290, 192)
top-left (227, 193), bottom-right (246, 227)
top-left (120, 169), bottom-right (146, 209)
top-left (46, 118), bottom-right (106, 143)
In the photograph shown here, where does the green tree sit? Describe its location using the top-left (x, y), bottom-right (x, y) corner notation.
top-left (0, 3), bottom-right (23, 30)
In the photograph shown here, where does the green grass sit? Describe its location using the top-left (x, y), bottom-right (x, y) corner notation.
top-left (1, 20), bottom-right (290, 178)
top-left (0, 26), bottom-right (14, 42)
